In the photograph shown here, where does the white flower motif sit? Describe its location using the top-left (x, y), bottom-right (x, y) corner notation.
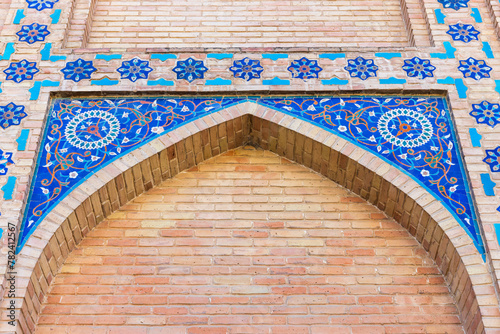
top-left (151, 127), bottom-right (164, 134)
top-left (69, 171), bottom-right (78, 179)
top-left (431, 146), bottom-right (438, 151)
top-left (91, 155), bottom-right (99, 161)
top-left (338, 125), bottom-right (347, 132)
top-left (369, 111), bottom-right (375, 117)
top-left (449, 185), bottom-right (458, 193)
top-left (398, 154), bottom-right (407, 159)
top-left (369, 135), bottom-right (376, 142)
top-left (41, 187), bottom-right (49, 194)
top-left (421, 170), bottom-right (430, 177)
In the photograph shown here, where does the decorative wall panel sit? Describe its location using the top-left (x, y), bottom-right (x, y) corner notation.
top-left (18, 96), bottom-right (484, 256)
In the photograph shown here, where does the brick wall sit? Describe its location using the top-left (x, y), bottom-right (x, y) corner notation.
top-left (78, 0), bottom-right (410, 49)
top-left (1, 0), bottom-right (500, 332)
top-left (36, 147), bottom-right (465, 334)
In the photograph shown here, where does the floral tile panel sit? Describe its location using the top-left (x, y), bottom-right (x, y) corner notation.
top-left (18, 96), bottom-right (484, 256)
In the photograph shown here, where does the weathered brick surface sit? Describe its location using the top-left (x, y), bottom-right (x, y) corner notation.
top-left (36, 147), bottom-right (464, 334)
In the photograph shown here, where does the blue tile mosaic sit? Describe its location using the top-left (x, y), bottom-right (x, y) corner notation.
top-left (16, 23), bottom-right (50, 44)
top-left (319, 53), bottom-right (345, 60)
top-left (3, 59), bottom-right (39, 83)
top-left (458, 57), bottom-right (492, 80)
top-left (13, 9), bottom-right (25, 24)
top-left (379, 77), bottom-right (406, 84)
top-left (172, 58), bottom-right (208, 83)
top-left (482, 42), bottom-right (494, 59)
top-left (344, 57), bottom-right (378, 80)
top-left (147, 79), bottom-right (174, 86)
top-left (95, 54), bottom-right (122, 61)
top-left (438, 0), bottom-right (469, 10)
top-left (26, 0), bottom-right (58, 11)
top-left (322, 78), bottom-right (348, 85)
top-left (0, 43), bottom-right (17, 60)
top-left (90, 78), bottom-right (119, 86)
top-left (469, 128), bottom-right (482, 147)
top-left (61, 58), bottom-right (96, 82)
top-left (229, 58), bottom-right (263, 81)
top-left (1, 176), bottom-right (16, 200)
top-left (434, 9), bottom-right (446, 24)
top-left (18, 96), bottom-right (485, 256)
top-left (205, 78), bottom-right (232, 86)
top-left (402, 57), bottom-right (436, 79)
top-left (374, 53), bottom-right (402, 60)
top-left (151, 54), bottom-right (176, 61)
top-left (470, 101), bottom-right (500, 128)
top-left (262, 77), bottom-right (290, 85)
top-left (287, 57), bottom-right (322, 80)
top-left (207, 54), bottom-right (233, 60)
top-left (50, 9), bottom-right (61, 24)
top-left (454, 79), bottom-right (468, 98)
top-left (446, 23), bottom-right (480, 43)
top-left (262, 54), bottom-right (288, 61)
top-left (484, 147), bottom-right (500, 172)
top-left (16, 129), bottom-right (30, 151)
top-left (117, 58), bottom-right (152, 82)
top-left (471, 8), bottom-right (483, 23)
top-left (0, 103), bottom-right (27, 129)
top-left (40, 43), bottom-right (66, 62)
top-left (0, 149), bottom-right (14, 176)
top-left (480, 173), bottom-right (496, 196)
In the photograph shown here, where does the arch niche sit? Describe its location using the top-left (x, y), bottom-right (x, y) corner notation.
top-left (13, 100), bottom-right (489, 334)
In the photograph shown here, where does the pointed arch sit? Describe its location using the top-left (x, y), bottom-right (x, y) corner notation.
top-left (12, 101), bottom-right (492, 333)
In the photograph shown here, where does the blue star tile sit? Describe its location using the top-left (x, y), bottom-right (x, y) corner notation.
top-left (402, 57), bottom-right (436, 79)
top-left (172, 57), bottom-right (208, 83)
top-left (3, 59), bottom-right (39, 83)
top-left (438, 0), bottom-right (469, 10)
top-left (287, 57), bottom-right (322, 81)
top-left (26, 0), bottom-right (58, 11)
top-left (0, 149), bottom-right (14, 175)
top-left (458, 57), bottom-right (492, 80)
top-left (16, 23), bottom-right (50, 44)
top-left (447, 23), bottom-right (480, 43)
top-left (470, 101), bottom-right (500, 128)
top-left (117, 58), bottom-right (153, 82)
top-left (484, 147), bottom-right (500, 172)
top-left (229, 57), bottom-right (263, 81)
top-left (344, 57), bottom-right (378, 80)
top-left (0, 103), bottom-right (27, 129)
top-left (61, 58), bottom-right (96, 82)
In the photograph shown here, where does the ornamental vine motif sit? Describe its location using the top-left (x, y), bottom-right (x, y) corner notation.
top-left (18, 96), bottom-right (484, 256)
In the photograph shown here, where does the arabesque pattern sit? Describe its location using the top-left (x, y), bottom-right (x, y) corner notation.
top-left (18, 96), bottom-right (484, 255)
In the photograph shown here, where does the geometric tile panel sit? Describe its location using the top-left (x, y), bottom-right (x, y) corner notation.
top-left (18, 96), bottom-right (484, 256)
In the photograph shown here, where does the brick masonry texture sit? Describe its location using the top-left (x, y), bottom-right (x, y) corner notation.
top-left (85, 0), bottom-right (409, 49)
top-left (34, 147), bottom-right (466, 334)
top-left (1, 0), bottom-right (500, 332)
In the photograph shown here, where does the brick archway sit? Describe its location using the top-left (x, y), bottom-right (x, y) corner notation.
top-left (12, 102), bottom-right (489, 333)
top-left (36, 147), bottom-right (464, 334)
